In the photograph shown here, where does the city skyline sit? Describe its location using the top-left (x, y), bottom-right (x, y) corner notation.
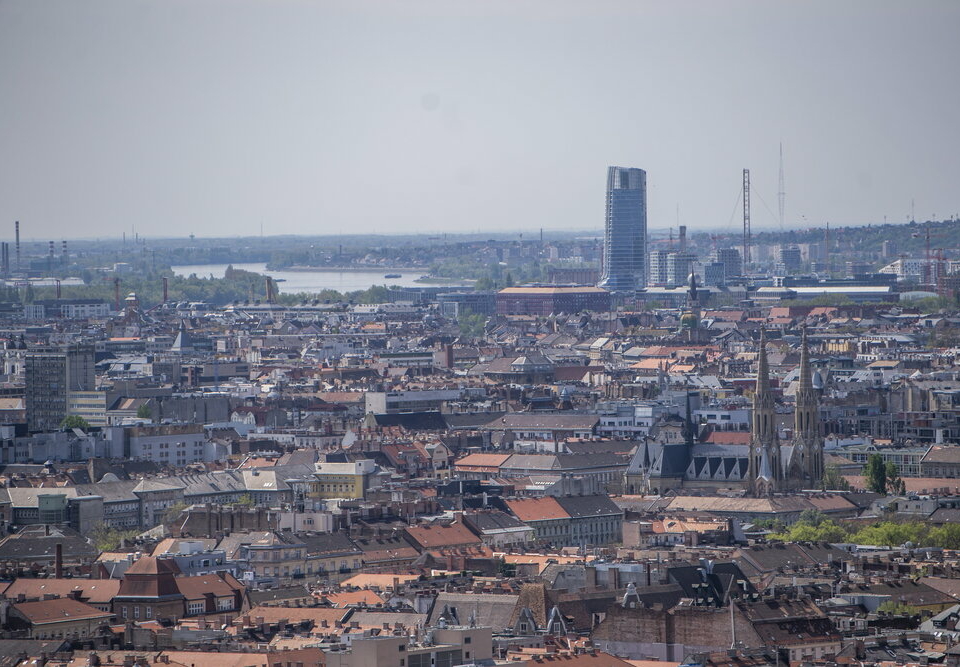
top-left (1, 1), bottom-right (958, 238)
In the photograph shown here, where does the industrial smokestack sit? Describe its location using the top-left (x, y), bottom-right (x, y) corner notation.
top-left (61, 240), bottom-right (68, 265)
top-left (15, 221), bottom-right (20, 272)
top-left (679, 225), bottom-right (687, 252)
top-left (48, 241), bottom-right (55, 272)
top-left (55, 543), bottom-right (63, 578)
top-left (162, 276), bottom-right (169, 303)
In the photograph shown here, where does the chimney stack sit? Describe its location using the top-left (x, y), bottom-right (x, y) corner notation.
top-left (15, 221), bottom-right (20, 272)
top-left (679, 225), bottom-right (687, 252)
top-left (55, 542), bottom-right (63, 578)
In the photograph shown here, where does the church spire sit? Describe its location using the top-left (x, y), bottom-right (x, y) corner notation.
top-left (793, 325), bottom-right (823, 486)
top-left (797, 326), bottom-right (813, 393)
top-left (755, 326), bottom-right (770, 396)
top-left (750, 326), bottom-right (780, 495)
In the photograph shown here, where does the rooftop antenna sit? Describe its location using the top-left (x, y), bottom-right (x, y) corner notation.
top-left (742, 169), bottom-right (751, 267)
top-left (778, 143), bottom-right (785, 230)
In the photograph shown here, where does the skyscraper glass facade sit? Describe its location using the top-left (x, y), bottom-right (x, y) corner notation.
top-left (598, 166), bottom-right (646, 292)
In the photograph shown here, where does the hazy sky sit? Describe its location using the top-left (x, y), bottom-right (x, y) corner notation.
top-left (1, 1), bottom-right (958, 240)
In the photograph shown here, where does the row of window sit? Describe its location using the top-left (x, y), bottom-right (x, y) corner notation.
top-left (120, 605), bottom-right (152, 619)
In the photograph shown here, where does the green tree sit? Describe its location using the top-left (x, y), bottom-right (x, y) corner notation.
top-left (60, 415), bottom-right (91, 431)
top-left (797, 509), bottom-right (827, 526)
top-left (90, 523), bottom-right (140, 552)
top-left (885, 462), bottom-right (906, 496)
top-left (850, 521), bottom-right (928, 548)
top-left (864, 454), bottom-right (887, 494)
top-left (137, 404), bottom-right (152, 420)
top-left (928, 524), bottom-right (960, 550)
top-left (770, 518), bottom-right (849, 543)
top-left (822, 464), bottom-right (851, 491)
top-left (235, 494), bottom-right (256, 507)
top-left (457, 308), bottom-right (487, 338)
top-left (163, 501), bottom-right (189, 524)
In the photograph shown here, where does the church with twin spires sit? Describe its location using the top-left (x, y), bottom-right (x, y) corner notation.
top-left (747, 326), bottom-right (824, 495)
top-left (623, 326), bottom-right (824, 496)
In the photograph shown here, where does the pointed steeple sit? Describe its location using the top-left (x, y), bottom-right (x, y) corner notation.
top-left (750, 325), bottom-right (779, 495)
top-left (684, 390), bottom-right (696, 446)
top-left (797, 326), bottom-right (813, 393)
top-left (793, 325), bottom-right (823, 486)
top-left (755, 326), bottom-right (770, 396)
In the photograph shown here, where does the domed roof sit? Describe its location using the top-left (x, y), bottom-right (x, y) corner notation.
top-left (680, 312), bottom-right (699, 329)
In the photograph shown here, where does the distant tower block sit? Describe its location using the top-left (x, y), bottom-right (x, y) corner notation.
top-left (15, 221), bottom-right (20, 272)
top-left (598, 166), bottom-right (647, 292)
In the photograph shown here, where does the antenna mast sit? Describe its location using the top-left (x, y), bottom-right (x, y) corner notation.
top-left (778, 143), bottom-right (785, 229)
top-left (742, 169), bottom-right (751, 268)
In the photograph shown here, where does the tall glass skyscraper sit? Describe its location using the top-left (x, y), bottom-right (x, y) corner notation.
top-left (598, 166), bottom-right (646, 292)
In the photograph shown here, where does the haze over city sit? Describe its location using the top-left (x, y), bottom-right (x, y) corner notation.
top-left (1, 0), bottom-right (958, 239)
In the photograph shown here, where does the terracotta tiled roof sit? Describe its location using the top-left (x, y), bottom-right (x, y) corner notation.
top-left (506, 496), bottom-right (568, 522)
top-left (13, 598), bottom-right (112, 624)
top-left (704, 431), bottom-right (752, 445)
top-left (323, 589), bottom-right (384, 607)
top-left (2, 578), bottom-right (120, 605)
top-left (404, 522), bottom-right (482, 550)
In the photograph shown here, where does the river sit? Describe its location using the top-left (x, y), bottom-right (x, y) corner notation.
top-left (170, 262), bottom-right (448, 294)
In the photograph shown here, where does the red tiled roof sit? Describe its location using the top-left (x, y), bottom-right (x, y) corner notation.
top-left (506, 496), bottom-right (568, 522)
top-left (404, 522), bottom-right (482, 550)
top-left (13, 598), bottom-right (112, 625)
top-left (704, 431), bottom-right (752, 445)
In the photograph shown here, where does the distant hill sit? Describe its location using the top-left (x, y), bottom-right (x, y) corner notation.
top-left (694, 218), bottom-right (960, 257)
